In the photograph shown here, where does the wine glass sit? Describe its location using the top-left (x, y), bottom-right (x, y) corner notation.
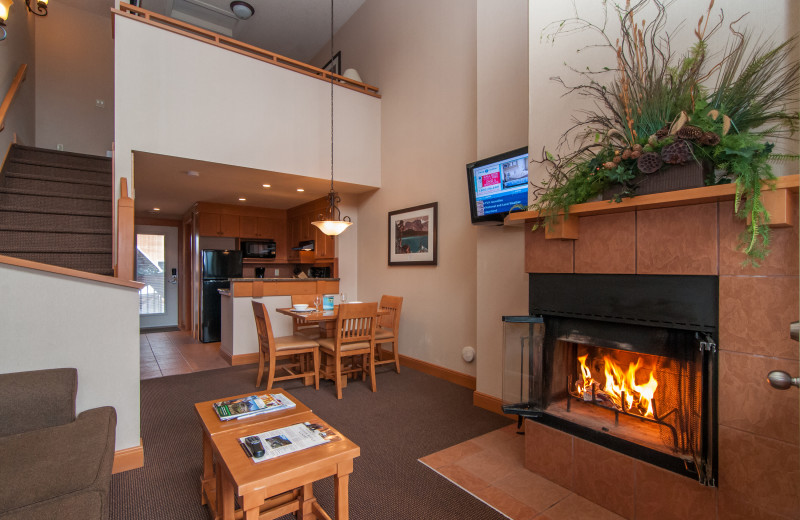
top-left (314, 296), bottom-right (321, 312)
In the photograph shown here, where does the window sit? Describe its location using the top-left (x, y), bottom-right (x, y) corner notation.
top-left (136, 234), bottom-right (166, 315)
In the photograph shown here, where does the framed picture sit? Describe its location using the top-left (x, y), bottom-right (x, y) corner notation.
top-left (322, 51), bottom-right (341, 76)
top-left (388, 202), bottom-right (438, 266)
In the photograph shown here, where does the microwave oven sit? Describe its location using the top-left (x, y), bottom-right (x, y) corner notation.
top-left (241, 240), bottom-right (276, 259)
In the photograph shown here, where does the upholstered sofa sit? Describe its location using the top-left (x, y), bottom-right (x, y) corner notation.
top-left (0, 368), bottom-right (116, 520)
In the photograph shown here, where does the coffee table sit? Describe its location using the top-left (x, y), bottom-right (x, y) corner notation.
top-left (194, 389), bottom-right (311, 517)
top-left (195, 390), bottom-right (359, 520)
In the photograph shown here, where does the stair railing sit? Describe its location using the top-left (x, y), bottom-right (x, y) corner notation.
top-left (0, 64), bottom-right (27, 133)
top-left (116, 176), bottom-right (135, 281)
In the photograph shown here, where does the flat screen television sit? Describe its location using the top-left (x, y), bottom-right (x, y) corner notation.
top-left (466, 146), bottom-right (528, 224)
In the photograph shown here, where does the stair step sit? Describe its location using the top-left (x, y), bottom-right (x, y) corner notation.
top-left (9, 145), bottom-right (112, 172)
top-left (0, 186), bottom-right (111, 202)
top-left (0, 231), bottom-right (112, 252)
top-left (4, 161), bottom-right (111, 185)
top-left (3, 175), bottom-right (111, 198)
top-left (5, 171), bottom-right (111, 188)
top-left (0, 191), bottom-right (112, 215)
top-left (4, 251), bottom-right (114, 275)
top-left (0, 211), bottom-right (111, 231)
top-left (0, 201), bottom-right (112, 218)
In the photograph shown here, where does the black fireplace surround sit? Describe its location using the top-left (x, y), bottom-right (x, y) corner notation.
top-left (503, 274), bottom-right (718, 486)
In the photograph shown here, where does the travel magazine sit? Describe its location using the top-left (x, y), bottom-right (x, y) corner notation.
top-left (213, 393), bottom-right (295, 421)
top-left (239, 421), bottom-right (341, 462)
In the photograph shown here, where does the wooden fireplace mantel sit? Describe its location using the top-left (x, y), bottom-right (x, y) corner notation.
top-left (505, 174), bottom-right (799, 240)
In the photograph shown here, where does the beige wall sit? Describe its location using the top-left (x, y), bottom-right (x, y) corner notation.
top-left (34, 2), bottom-right (114, 156)
top-left (475, 0), bottom-right (529, 398)
top-left (0, 1), bottom-right (36, 153)
top-left (327, 0), bottom-right (479, 375)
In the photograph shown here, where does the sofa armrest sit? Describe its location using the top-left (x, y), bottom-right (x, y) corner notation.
top-left (0, 368), bottom-right (77, 437)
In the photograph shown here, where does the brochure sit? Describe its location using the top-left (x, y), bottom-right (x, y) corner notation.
top-left (240, 421), bottom-right (341, 462)
top-left (213, 393), bottom-right (295, 421)
top-left (323, 294), bottom-right (334, 311)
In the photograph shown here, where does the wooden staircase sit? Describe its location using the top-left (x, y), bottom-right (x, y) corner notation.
top-left (0, 144), bottom-right (114, 276)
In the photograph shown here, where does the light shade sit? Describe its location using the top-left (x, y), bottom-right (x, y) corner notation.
top-left (230, 1), bottom-right (254, 20)
top-left (0, 1), bottom-right (10, 22)
top-left (311, 220), bottom-right (352, 236)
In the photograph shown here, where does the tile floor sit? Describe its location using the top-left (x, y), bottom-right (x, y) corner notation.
top-left (420, 424), bottom-right (623, 520)
top-left (140, 330), bottom-right (229, 379)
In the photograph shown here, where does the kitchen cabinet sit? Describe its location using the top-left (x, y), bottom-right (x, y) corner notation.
top-left (240, 216), bottom-right (279, 239)
top-left (286, 208), bottom-right (335, 261)
top-left (197, 212), bottom-right (239, 237)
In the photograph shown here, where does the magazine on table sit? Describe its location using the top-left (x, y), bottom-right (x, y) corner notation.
top-left (213, 393), bottom-right (296, 421)
top-left (240, 422), bottom-right (341, 462)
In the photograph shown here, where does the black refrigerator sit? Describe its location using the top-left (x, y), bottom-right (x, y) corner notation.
top-left (200, 249), bottom-right (243, 343)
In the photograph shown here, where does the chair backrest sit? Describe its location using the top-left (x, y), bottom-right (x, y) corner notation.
top-left (291, 294), bottom-right (321, 307)
top-left (378, 295), bottom-right (403, 334)
top-left (251, 301), bottom-right (276, 354)
top-left (335, 302), bottom-right (378, 347)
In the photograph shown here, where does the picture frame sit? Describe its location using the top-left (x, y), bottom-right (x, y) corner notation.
top-left (322, 51), bottom-right (341, 76)
top-left (388, 202), bottom-right (438, 266)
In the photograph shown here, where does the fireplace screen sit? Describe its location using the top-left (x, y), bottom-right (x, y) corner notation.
top-left (502, 274), bottom-right (718, 486)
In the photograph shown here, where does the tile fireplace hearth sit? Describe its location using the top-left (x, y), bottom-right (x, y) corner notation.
top-left (512, 199), bottom-right (799, 520)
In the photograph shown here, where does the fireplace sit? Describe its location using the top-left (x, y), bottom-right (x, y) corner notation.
top-left (502, 274), bottom-right (718, 485)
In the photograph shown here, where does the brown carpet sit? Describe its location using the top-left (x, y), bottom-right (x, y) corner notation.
top-left (110, 364), bottom-right (512, 519)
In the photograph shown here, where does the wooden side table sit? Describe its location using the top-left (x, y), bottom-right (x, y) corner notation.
top-left (212, 413), bottom-right (360, 520)
top-left (194, 390), bottom-right (311, 518)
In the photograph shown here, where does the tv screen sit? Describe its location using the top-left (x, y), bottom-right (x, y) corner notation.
top-left (466, 146), bottom-right (528, 224)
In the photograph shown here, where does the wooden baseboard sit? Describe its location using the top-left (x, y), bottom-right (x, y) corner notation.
top-left (230, 352), bottom-right (259, 366)
top-left (473, 391), bottom-right (518, 420)
top-left (112, 438), bottom-right (144, 474)
top-left (392, 351), bottom-right (476, 390)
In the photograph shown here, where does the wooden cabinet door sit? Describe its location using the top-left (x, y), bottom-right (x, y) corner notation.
top-left (314, 229), bottom-right (335, 259)
top-left (219, 214), bottom-right (240, 237)
top-left (257, 217), bottom-right (277, 239)
top-left (239, 216), bottom-right (258, 238)
top-left (197, 212), bottom-right (221, 236)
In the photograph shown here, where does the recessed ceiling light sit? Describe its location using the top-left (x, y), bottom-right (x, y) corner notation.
top-left (262, 184), bottom-right (271, 188)
top-left (186, 170), bottom-right (200, 177)
top-left (153, 207), bottom-right (160, 211)
top-left (238, 197), bottom-right (246, 201)
top-left (297, 188), bottom-right (304, 192)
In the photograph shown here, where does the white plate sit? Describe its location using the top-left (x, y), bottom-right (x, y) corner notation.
top-left (292, 308), bottom-right (314, 312)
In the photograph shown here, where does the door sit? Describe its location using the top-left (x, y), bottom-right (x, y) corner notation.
top-left (137, 225), bottom-right (179, 329)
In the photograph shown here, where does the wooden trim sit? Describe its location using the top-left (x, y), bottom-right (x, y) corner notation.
top-left (506, 174), bottom-right (800, 225)
top-left (230, 352), bottom-right (259, 366)
top-left (0, 64), bottom-right (27, 133)
top-left (472, 391), bottom-right (518, 420)
top-left (112, 438), bottom-right (144, 473)
top-left (0, 254), bottom-right (144, 289)
top-left (544, 214), bottom-right (579, 240)
top-left (116, 177), bottom-right (135, 281)
top-left (751, 188), bottom-right (796, 228)
top-left (395, 353), bottom-right (476, 390)
top-left (112, 4), bottom-right (380, 99)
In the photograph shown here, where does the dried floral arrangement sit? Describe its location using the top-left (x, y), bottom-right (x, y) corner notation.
top-left (532, 0), bottom-right (799, 265)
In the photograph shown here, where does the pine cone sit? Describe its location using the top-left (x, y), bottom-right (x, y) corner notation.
top-left (676, 125), bottom-right (704, 141)
top-left (603, 161), bottom-right (616, 170)
top-left (632, 144), bottom-right (643, 152)
top-left (654, 125), bottom-right (670, 139)
top-left (699, 131), bottom-right (720, 146)
top-left (661, 139), bottom-right (693, 164)
top-left (637, 152), bottom-right (662, 174)
top-left (630, 150), bottom-right (641, 159)
top-left (621, 149), bottom-right (632, 160)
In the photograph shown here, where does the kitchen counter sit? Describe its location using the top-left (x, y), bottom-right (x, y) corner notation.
top-left (231, 277), bottom-right (340, 282)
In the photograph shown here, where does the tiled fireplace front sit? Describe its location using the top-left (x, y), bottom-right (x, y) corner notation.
top-left (522, 200), bottom-right (799, 520)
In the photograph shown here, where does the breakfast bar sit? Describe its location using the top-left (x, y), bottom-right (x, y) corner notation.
top-left (219, 278), bottom-right (339, 366)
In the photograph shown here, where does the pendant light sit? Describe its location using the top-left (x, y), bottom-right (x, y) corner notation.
top-left (311, 0), bottom-right (352, 236)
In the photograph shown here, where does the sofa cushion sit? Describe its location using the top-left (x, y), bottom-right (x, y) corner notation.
top-left (0, 406), bottom-right (116, 515)
top-left (0, 491), bottom-right (104, 520)
top-left (0, 368), bottom-right (77, 437)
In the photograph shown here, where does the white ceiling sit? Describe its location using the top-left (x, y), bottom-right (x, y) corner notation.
top-left (57, 0), bottom-right (371, 219)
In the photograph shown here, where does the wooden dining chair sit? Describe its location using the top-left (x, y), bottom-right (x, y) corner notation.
top-left (316, 302), bottom-right (378, 399)
top-left (252, 301), bottom-right (320, 391)
top-left (290, 294), bottom-right (322, 338)
top-left (374, 295), bottom-right (403, 373)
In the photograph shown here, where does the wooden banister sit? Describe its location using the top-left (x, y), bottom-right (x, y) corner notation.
top-left (0, 64), bottom-right (28, 132)
top-left (0, 254), bottom-right (143, 290)
top-left (111, 3), bottom-right (381, 99)
top-left (116, 176), bottom-right (136, 281)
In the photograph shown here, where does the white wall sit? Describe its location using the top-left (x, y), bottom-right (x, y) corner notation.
top-left (329, 0), bottom-right (478, 375)
top-left (474, 0), bottom-right (529, 399)
top-left (114, 15), bottom-right (381, 197)
top-left (0, 264), bottom-right (141, 451)
top-left (0, 0), bottom-right (36, 153)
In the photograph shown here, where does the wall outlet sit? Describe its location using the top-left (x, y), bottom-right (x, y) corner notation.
top-left (274, 269), bottom-right (280, 276)
top-left (95, 99), bottom-right (105, 108)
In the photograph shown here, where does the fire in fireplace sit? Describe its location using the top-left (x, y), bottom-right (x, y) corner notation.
top-left (502, 274), bottom-right (718, 485)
